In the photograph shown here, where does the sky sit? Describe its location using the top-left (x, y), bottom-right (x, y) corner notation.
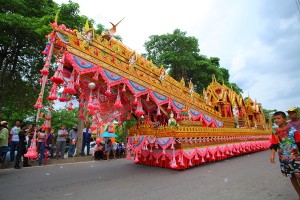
top-left (54, 0), bottom-right (300, 112)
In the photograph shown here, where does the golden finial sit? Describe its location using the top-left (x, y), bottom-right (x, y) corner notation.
top-left (180, 77), bottom-right (185, 87)
top-left (189, 79), bottom-right (194, 89)
top-left (84, 20), bottom-right (90, 33)
top-left (54, 12), bottom-right (59, 23)
top-left (212, 74), bottom-right (217, 82)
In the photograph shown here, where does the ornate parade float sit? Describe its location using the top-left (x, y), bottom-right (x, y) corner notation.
top-left (34, 18), bottom-right (270, 170)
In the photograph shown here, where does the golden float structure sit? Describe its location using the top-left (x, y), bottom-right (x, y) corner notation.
top-left (35, 18), bottom-right (270, 170)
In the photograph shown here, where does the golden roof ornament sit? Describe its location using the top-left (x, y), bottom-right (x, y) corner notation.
top-left (54, 12), bottom-right (59, 23)
top-left (102, 17), bottom-right (125, 41)
top-left (180, 77), bottom-right (185, 88)
top-left (189, 79), bottom-right (195, 101)
top-left (159, 66), bottom-right (166, 81)
top-left (81, 20), bottom-right (94, 48)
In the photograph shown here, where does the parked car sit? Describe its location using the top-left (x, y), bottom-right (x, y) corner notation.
top-left (85, 141), bottom-right (96, 155)
top-left (73, 141), bottom-right (96, 156)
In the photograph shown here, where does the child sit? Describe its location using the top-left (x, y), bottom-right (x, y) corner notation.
top-left (270, 111), bottom-right (300, 199)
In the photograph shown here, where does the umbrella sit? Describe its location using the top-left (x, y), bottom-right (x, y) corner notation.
top-left (100, 131), bottom-right (118, 138)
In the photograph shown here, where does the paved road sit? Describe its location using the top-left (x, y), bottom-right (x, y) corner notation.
top-left (0, 150), bottom-right (297, 200)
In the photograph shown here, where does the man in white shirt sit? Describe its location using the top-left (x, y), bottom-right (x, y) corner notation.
top-left (10, 120), bottom-right (21, 162)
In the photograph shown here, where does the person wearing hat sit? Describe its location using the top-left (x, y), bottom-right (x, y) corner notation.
top-left (287, 107), bottom-right (300, 132)
top-left (0, 121), bottom-right (9, 163)
top-left (68, 125), bottom-right (78, 158)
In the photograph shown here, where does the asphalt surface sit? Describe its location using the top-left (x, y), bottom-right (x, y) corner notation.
top-left (0, 150), bottom-right (297, 200)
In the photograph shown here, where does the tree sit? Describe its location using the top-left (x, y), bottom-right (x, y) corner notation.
top-left (0, 0), bottom-right (106, 124)
top-left (121, 117), bottom-right (137, 147)
top-left (143, 29), bottom-right (242, 94)
top-left (50, 108), bottom-right (79, 134)
top-left (0, 0), bottom-right (58, 123)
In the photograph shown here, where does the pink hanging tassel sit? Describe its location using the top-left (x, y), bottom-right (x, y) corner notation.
top-left (41, 109), bottom-right (52, 130)
top-left (175, 112), bottom-right (181, 120)
top-left (47, 83), bottom-right (58, 101)
top-left (155, 158), bottom-right (159, 164)
top-left (78, 109), bottom-right (84, 119)
top-left (67, 101), bottom-right (73, 110)
top-left (63, 70), bottom-right (76, 94)
top-left (201, 156), bottom-right (206, 163)
top-left (170, 155), bottom-right (178, 169)
top-left (157, 106), bottom-right (161, 116)
top-left (133, 96), bottom-right (138, 105)
top-left (74, 74), bottom-right (80, 87)
top-left (50, 56), bottom-right (65, 85)
top-left (167, 100), bottom-right (171, 110)
top-left (211, 152), bottom-right (216, 161)
top-left (206, 152), bottom-right (210, 159)
top-left (146, 93), bottom-right (150, 101)
top-left (58, 88), bottom-right (69, 102)
top-left (121, 84), bottom-right (126, 92)
top-left (149, 155), bottom-right (153, 161)
top-left (87, 94), bottom-right (94, 110)
top-left (195, 154), bottom-right (199, 160)
top-left (134, 154), bottom-right (139, 163)
top-left (180, 156), bottom-right (185, 166)
top-left (34, 95), bottom-right (43, 109)
top-left (135, 98), bottom-right (144, 117)
top-left (105, 85), bottom-right (111, 96)
top-left (92, 70), bottom-right (99, 81)
top-left (40, 63), bottom-right (50, 76)
top-left (170, 141), bottom-right (175, 150)
top-left (114, 89), bottom-right (123, 109)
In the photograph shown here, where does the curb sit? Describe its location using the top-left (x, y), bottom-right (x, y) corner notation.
top-left (0, 156), bottom-right (95, 169)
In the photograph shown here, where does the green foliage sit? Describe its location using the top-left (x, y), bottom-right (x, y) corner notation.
top-left (263, 109), bottom-right (278, 125)
top-left (0, 0), bottom-right (57, 122)
top-left (143, 29), bottom-right (242, 94)
top-left (117, 117), bottom-right (137, 142)
top-left (50, 107), bottom-right (79, 134)
top-left (0, 0), bottom-right (110, 124)
top-left (57, 1), bottom-right (92, 31)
